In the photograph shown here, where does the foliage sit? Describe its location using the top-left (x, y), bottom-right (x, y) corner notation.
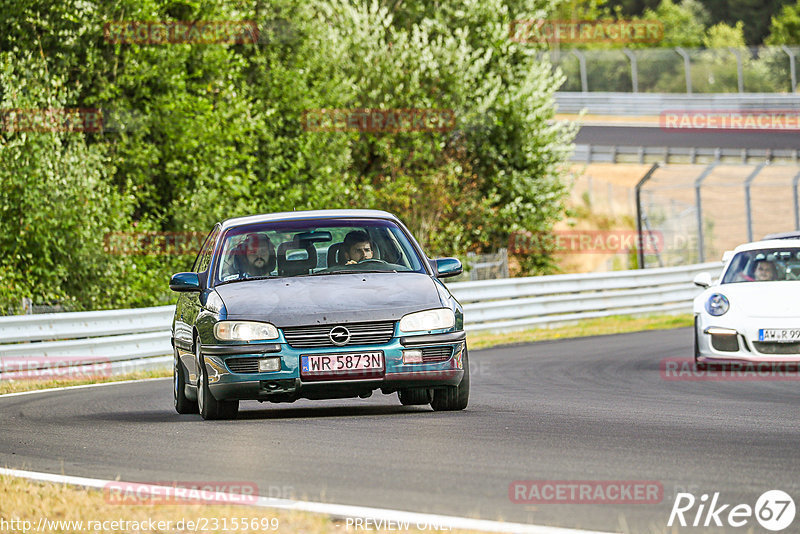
top-left (766, 0), bottom-right (800, 45)
top-left (0, 0), bottom-right (576, 311)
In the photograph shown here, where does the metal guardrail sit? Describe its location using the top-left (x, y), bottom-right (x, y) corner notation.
top-left (573, 144), bottom-right (800, 165)
top-left (449, 262), bottom-right (720, 331)
top-left (556, 93), bottom-right (800, 116)
top-left (0, 262), bottom-right (722, 377)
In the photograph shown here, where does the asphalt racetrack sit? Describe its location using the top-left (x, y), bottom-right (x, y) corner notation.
top-left (2, 328), bottom-right (800, 533)
top-left (575, 126), bottom-right (800, 150)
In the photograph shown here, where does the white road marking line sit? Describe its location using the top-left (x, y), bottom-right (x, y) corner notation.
top-left (0, 468), bottom-right (617, 534)
top-left (0, 377), bottom-right (170, 398)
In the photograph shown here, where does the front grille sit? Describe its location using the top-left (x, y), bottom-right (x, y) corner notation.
top-left (711, 334), bottom-right (739, 352)
top-left (753, 342), bottom-right (800, 355)
top-left (282, 321), bottom-right (395, 348)
top-left (421, 346), bottom-right (453, 362)
top-left (226, 358), bottom-right (260, 373)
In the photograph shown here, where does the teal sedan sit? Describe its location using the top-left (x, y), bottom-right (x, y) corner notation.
top-left (170, 210), bottom-right (468, 420)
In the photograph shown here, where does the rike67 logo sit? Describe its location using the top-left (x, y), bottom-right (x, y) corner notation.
top-left (668, 490), bottom-right (796, 531)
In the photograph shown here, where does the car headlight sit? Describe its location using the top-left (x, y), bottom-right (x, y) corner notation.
top-left (214, 321), bottom-right (279, 341)
top-left (399, 308), bottom-right (455, 332)
top-left (705, 293), bottom-right (729, 316)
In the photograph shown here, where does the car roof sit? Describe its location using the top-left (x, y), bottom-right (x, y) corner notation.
top-left (731, 238), bottom-right (800, 253)
top-left (763, 230), bottom-right (800, 240)
top-left (219, 209), bottom-right (400, 230)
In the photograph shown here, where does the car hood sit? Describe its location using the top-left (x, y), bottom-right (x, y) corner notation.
top-left (695, 281), bottom-right (800, 318)
top-left (214, 272), bottom-right (443, 327)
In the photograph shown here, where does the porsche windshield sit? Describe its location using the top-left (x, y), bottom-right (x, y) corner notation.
top-left (721, 248), bottom-right (800, 283)
top-left (213, 218), bottom-right (427, 284)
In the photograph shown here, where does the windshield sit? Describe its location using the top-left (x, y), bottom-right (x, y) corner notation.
top-left (212, 218), bottom-right (427, 285)
top-left (721, 248), bottom-right (800, 283)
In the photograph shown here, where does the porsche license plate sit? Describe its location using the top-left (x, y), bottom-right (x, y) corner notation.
top-left (301, 352), bottom-right (384, 378)
top-left (759, 329), bottom-right (800, 342)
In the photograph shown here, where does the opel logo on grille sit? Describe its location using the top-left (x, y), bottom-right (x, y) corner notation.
top-left (329, 326), bottom-right (351, 346)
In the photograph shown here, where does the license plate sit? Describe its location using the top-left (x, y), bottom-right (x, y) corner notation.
top-left (759, 329), bottom-right (800, 342)
top-left (300, 352), bottom-right (384, 379)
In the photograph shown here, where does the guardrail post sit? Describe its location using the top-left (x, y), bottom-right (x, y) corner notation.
top-left (675, 47), bottom-right (692, 94)
top-left (572, 50), bottom-right (588, 93)
top-left (782, 45), bottom-right (797, 91)
top-left (635, 162), bottom-right (661, 269)
top-left (694, 163), bottom-right (718, 263)
top-left (793, 171), bottom-right (800, 230)
top-left (744, 162), bottom-right (768, 242)
top-left (729, 48), bottom-right (744, 93)
top-left (622, 48), bottom-right (638, 93)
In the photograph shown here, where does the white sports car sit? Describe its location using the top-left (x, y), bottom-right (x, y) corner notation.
top-left (693, 236), bottom-right (800, 368)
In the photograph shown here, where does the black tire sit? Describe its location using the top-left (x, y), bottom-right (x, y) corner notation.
top-left (197, 346), bottom-right (239, 420)
top-left (174, 348), bottom-right (198, 414)
top-left (398, 388), bottom-right (433, 406)
top-left (431, 347), bottom-right (470, 411)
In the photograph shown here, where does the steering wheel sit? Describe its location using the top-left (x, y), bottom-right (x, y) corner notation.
top-left (357, 259), bottom-right (388, 265)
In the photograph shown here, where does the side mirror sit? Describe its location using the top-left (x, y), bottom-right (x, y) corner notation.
top-left (434, 257), bottom-right (463, 278)
top-left (170, 272), bottom-right (201, 292)
top-left (693, 272), bottom-right (712, 288)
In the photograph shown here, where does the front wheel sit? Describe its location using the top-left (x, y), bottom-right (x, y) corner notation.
top-left (693, 316), bottom-right (707, 371)
top-left (174, 348), bottom-right (198, 414)
top-left (197, 346), bottom-right (238, 420)
top-left (431, 347), bottom-right (470, 411)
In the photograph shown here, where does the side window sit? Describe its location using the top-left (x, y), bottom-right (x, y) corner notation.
top-left (193, 226), bottom-right (220, 273)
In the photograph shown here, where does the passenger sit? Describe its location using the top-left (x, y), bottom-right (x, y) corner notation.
top-left (343, 230), bottom-right (374, 265)
top-left (226, 233), bottom-right (274, 278)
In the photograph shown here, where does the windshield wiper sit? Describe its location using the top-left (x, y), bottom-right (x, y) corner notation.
top-left (215, 275), bottom-right (277, 286)
top-left (319, 269), bottom-right (398, 275)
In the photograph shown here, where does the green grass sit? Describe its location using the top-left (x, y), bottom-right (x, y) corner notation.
top-left (467, 313), bottom-right (693, 350)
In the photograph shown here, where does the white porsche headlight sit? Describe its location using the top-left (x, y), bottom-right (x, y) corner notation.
top-left (705, 293), bottom-right (729, 316)
top-left (399, 308), bottom-right (455, 332)
top-left (214, 321), bottom-right (279, 341)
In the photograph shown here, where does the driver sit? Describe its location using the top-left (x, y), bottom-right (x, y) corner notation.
top-left (343, 230), bottom-right (374, 265)
top-left (754, 259), bottom-right (778, 281)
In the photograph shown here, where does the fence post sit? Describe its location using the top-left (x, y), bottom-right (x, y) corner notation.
top-left (572, 49), bottom-right (588, 93)
top-left (694, 163), bottom-right (718, 263)
top-left (635, 162), bottom-right (661, 269)
top-left (793, 171), bottom-right (800, 230)
top-left (675, 47), bottom-right (692, 94)
top-left (781, 45), bottom-right (797, 92)
top-left (729, 48), bottom-right (744, 93)
top-left (744, 163), bottom-right (768, 242)
top-left (622, 48), bottom-right (638, 93)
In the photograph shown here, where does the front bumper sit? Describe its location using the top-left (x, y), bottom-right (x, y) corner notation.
top-left (199, 330), bottom-right (466, 402)
top-left (695, 314), bottom-right (800, 364)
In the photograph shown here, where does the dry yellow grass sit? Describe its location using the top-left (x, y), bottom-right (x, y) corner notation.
top-left (0, 369), bottom-right (171, 396)
top-left (0, 474), bottom-right (473, 533)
